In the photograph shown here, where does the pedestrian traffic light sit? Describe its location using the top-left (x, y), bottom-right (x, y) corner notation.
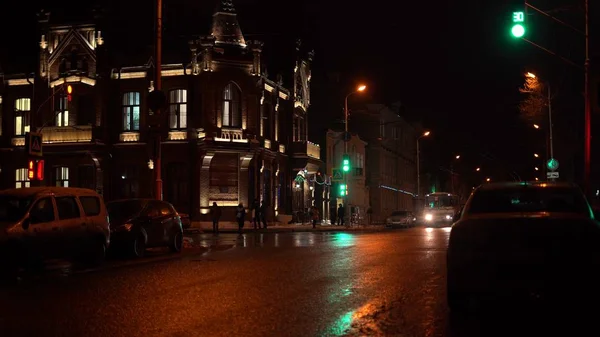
top-left (66, 85), bottom-right (73, 102)
top-left (342, 154), bottom-right (350, 173)
top-left (27, 159), bottom-right (45, 181)
top-left (511, 11), bottom-right (525, 38)
top-left (338, 184), bottom-right (347, 197)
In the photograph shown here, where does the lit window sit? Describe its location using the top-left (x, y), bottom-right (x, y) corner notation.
top-left (15, 168), bottom-right (30, 188)
top-left (54, 167), bottom-right (69, 187)
top-left (56, 96), bottom-right (69, 127)
top-left (169, 89), bottom-right (187, 129)
top-left (14, 98), bottom-right (31, 136)
top-left (222, 83), bottom-right (241, 127)
top-left (122, 92), bottom-right (140, 131)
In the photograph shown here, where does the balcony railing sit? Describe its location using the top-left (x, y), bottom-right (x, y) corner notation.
top-left (12, 126), bottom-right (93, 146)
top-left (215, 128), bottom-right (247, 143)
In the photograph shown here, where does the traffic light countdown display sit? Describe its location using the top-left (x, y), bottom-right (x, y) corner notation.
top-left (28, 159), bottom-right (45, 181)
top-left (511, 11), bottom-right (525, 38)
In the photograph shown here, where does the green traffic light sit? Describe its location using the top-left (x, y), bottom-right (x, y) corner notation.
top-left (342, 159), bottom-right (350, 172)
top-left (511, 24), bottom-right (525, 38)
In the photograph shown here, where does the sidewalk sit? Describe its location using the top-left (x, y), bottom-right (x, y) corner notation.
top-left (185, 221), bottom-right (385, 234)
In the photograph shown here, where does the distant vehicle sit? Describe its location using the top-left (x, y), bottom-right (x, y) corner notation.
top-left (0, 187), bottom-right (110, 274)
top-left (421, 192), bottom-right (460, 227)
top-left (447, 181), bottom-right (600, 311)
top-left (107, 199), bottom-right (183, 258)
top-left (386, 210), bottom-right (416, 228)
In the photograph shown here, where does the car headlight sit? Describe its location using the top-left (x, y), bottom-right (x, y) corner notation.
top-left (445, 215), bottom-right (452, 220)
top-left (425, 214), bottom-right (433, 221)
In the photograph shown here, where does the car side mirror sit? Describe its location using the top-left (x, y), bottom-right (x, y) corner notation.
top-left (22, 217), bottom-right (30, 231)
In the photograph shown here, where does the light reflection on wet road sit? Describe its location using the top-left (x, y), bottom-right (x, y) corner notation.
top-left (0, 228), bottom-right (596, 336)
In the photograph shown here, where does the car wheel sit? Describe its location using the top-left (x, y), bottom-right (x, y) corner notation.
top-left (132, 232), bottom-right (146, 258)
top-left (169, 230), bottom-right (183, 253)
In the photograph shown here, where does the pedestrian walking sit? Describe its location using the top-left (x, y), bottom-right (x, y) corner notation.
top-left (236, 203), bottom-right (246, 233)
top-left (210, 202), bottom-right (221, 234)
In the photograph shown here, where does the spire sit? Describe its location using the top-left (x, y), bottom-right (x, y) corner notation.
top-left (211, 0), bottom-right (246, 47)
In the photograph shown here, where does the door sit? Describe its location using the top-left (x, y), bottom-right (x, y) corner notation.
top-left (26, 197), bottom-right (59, 258)
top-left (53, 195), bottom-right (85, 256)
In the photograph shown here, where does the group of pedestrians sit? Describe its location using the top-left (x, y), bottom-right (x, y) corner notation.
top-left (209, 199), bottom-right (268, 234)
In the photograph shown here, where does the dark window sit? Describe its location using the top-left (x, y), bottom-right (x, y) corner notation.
top-left (30, 197), bottom-right (55, 224)
top-left (0, 196), bottom-right (32, 222)
top-left (55, 196), bottom-right (81, 220)
top-left (467, 186), bottom-right (590, 215)
top-left (108, 200), bottom-right (146, 223)
top-left (166, 163), bottom-right (189, 211)
top-left (159, 202), bottom-right (173, 216)
top-left (78, 165), bottom-right (95, 190)
top-left (79, 196), bottom-right (101, 216)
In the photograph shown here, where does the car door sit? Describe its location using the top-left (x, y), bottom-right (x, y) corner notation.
top-left (52, 195), bottom-right (85, 256)
top-left (25, 196), bottom-right (59, 258)
top-left (139, 201), bottom-right (162, 246)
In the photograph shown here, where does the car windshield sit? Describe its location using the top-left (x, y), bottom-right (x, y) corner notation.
top-left (107, 200), bottom-right (146, 223)
top-left (391, 211), bottom-right (408, 216)
top-left (0, 195), bottom-right (33, 222)
top-left (425, 195), bottom-right (457, 208)
top-left (467, 186), bottom-right (590, 215)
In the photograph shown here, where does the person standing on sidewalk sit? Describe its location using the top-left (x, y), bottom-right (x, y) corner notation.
top-left (311, 206), bottom-right (320, 229)
top-left (337, 204), bottom-right (345, 226)
top-left (210, 202), bottom-right (221, 234)
top-left (251, 199), bottom-right (261, 230)
top-left (259, 200), bottom-right (268, 229)
top-left (236, 203), bottom-right (246, 233)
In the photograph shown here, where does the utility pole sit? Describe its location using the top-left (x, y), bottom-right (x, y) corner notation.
top-left (583, 0), bottom-right (591, 196)
top-left (547, 83), bottom-right (554, 160)
top-left (154, 0), bottom-right (163, 200)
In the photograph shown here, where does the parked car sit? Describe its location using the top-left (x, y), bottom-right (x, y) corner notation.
top-left (0, 187), bottom-right (110, 273)
top-left (386, 210), bottom-right (416, 228)
top-left (107, 199), bottom-right (183, 257)
top-left (447, 181), bottom-right (600, 311)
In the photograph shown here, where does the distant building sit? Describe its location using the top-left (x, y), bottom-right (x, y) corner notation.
top-left (0, 1), bottom-right (322, 222)
top-left (349, 104), bottom-right (419, 223)
top-left (325, 129), bottom-right (369, 223)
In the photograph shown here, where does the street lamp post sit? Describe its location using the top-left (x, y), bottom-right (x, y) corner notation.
top-left (526, 72), bottom-right (555, 181)
top-left (343, 84), bottom-right (366, 224)
top-left (416, 131), bottom-right (430, 210)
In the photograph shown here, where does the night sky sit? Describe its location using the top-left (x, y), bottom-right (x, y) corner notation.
top-left (1, 0), bottom-right (597, 188)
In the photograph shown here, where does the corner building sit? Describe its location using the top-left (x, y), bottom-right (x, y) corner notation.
top-left (0, 2), bottom-right (321, 222)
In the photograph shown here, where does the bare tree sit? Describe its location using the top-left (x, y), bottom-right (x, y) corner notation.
top-left (519, 76), bottom-right (546, 124)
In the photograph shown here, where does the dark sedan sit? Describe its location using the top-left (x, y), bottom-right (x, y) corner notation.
top-left (107, 199), bottom-right (184, 257)
top-left (447, 181), bottom-right (600, 311)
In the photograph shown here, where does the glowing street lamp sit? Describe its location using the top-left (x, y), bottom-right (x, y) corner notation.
top-left (417, 131), bottom-right (431, 201)
top-left (533, 124), bottom-right (540, 129)
top-left (535, 167), bottom-right (539, 171)
top-left (476, 167), bottom-right (480, 172)
top-left (486, 178), bottom-right (491, 182)
top-left (534, 153), bottom-right (540, 158)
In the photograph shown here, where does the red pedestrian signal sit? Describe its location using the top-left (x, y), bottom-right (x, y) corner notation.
top-left (36, 160), bottom-right (45, 181)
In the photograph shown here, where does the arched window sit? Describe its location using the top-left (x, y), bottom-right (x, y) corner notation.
top-left (222, 82), bottom-right (241, 127)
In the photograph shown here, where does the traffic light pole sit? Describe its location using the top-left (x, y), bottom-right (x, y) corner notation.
top-left (344, 93), bottom-right (350, 225)
top-left (154, 0), bottom-right (163, 200)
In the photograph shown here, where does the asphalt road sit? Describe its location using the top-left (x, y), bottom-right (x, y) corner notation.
top-left (0, 228), bottom-right (598, 337)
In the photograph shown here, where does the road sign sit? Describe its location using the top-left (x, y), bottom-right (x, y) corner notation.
top-left (546, 158), bottom-right (559, 171)
top-left (547, 171), bottom-right (559, 179)
top-left (25, 132), bottom-right (43, 157)
top-left (332, 169), bottom-right (343, 182)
